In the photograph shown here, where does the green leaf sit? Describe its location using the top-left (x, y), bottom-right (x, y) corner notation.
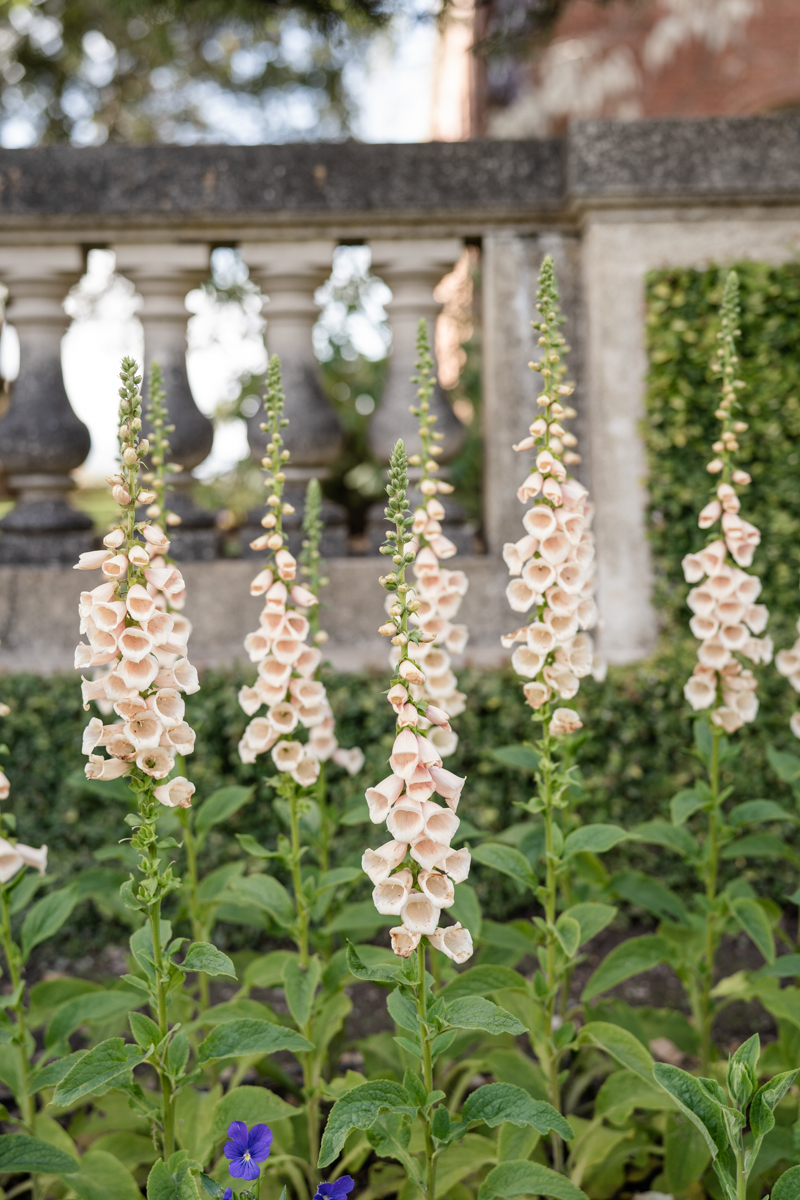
top-left (318, 1081), bottom-right (417, 1168)
top-left (612, 870), bottom-right (689, 924)
top-left (750, 1070), bottom-right (800, 1140)
top-left (450, 882), bottom-right (482, 938)
top-left (563, 824), bottom-right (628, 857)
top-left (198, 1176), bottom-right (226, 1199)
top-left (768, 746), bottom-right (800, 785)
top-left (445, 997), bottom-right (526, 1037)
top-left (345, 942), bottom-right (403, 985)
top-left (235, 833), bottom-right (273, 858)
top-left (182, 943), bottom-right (237, 979)
top-left (582, 937), bottom-right (672, 1002)
top-left (489, 745), bottom-right (540, 772)
top-left (70, 1148), bottom-right (142, 1200)
top-left (754, 955), bottom-right (800, 979)
top-left (168, 1032), bottom-right (190, 1079)
top-left (773, 1165), bottom-right (800, 1200)
top-left (283, 956), bottom-right (321, 1028)
top-left (561, 902), bottom-right (617, 946)
top-left (227, 874), bottom-right (295, 928)
top-left (387, 987), bottom-right (419, 1035)
top-left (729, 897), bottom-right (775, 963)
top-left (721, 834), bottom-right (796, 861)
top-left (670, 788), bottom-right (708, 826)
top-left (244, 950), bottom-right (299, 989)
top-left (664, 1110), bottom-right (712, 1193)
top-left (479, 1160), bottom-right (589, 1200)
top-left (127, 1012), bottom-right (160, 1050)
top-left (318, 867), bottom-right (363, 892)
top-left (630, 821), bottom-right (697, 857)
top-left (653, 1063), bottom-right (728, 1158)
top-left (197, 1019), bottom-right (312, 1063)
top-left (28, 1051), bottom-right (88, 1094)
top-left (459, 1083), bottom-right (572, 1139)
top-left (439, 966), bottom-right (525, 1001)
top-left (211, 1085), bottom-right (297, 1144)
top-left (0, 1134), bottom-right (78, 1175)
top-left (46, 989), bottom-right (142, 1051)
top-left (471, 844), bottom-right (535, 888)
top-left (53, 1039), bottom-right (147, 1106)
top-left (554, 915), bottom-right (580, 959)
top-left (728, 800), bottom-right (797, 826)
top-left (195, 785), bottom-right (253, 841)
top-left (579, 1022), bottom-right (656, 1084)
top-left (146, 1155), bottom-right (199, 1200)
top-left (21, 884), bottom-right (79, 961)
top-left (326, 901), bottom-right (393, 934)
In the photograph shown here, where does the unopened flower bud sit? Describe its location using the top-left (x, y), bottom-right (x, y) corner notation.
top-left (122, 447), bottom-right (138, 466)
top-left (314, 630), bottom-right (329, 645)
top-left (267, 533), bottom-right (284, 549)
top-left (261, 513), bottom-right (277, 528)
top-left (138, 439), bottom-right (150, 456)
top-left (378, 622), bottom-right (397, 637)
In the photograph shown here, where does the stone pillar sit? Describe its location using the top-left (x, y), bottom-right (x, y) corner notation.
top-left (0, 246), bottom-right (94, 565)
top-left (366, 238), bottom-right (470, 552)
top-left (482, 232), bottom-right (585, 555)
top-left (238, 240), bottom-right (347, 557)
top-left (112, 242), bottom-right (217, 561)
top-left (367, 238), bottom-right (466, 462)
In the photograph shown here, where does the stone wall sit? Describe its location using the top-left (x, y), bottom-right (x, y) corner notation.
top-left (3, 115), bottom-right (800, 673)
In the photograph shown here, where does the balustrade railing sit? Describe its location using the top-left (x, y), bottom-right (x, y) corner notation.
top-left (0, 118), bottom-right (799, 662)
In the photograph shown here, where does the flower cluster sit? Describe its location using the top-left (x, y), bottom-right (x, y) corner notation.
top-left (501, 255), bottom-right (598, 736)
top-left (380, 322), bottom-right (468, 760)
top-left (365, 440), bottom-right (472, 964)
top-left (237, 358), bottom-right (363, 779)
top-left (0, 697), bottom-right (47, 883)
top-left (776, 628), bottom-right (800, 738)
top-left (73, 358), bottom-right (199, 807)
top-left (682, 273), bottom-right (771, 733)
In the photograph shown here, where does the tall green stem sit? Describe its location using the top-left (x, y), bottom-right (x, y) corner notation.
top-left (0, 891), bottom-right (32, 1132)
top-left (288, 785), bottom-right (318, 1169)
top-left (540, 724), bottom-right (563, 1172)
top-left (148, 896), bottom-right (175, 1160)
top-left (700, 727), bottom-right (722, 1072)
top-left (178, 809), bottom-right (208, 1009)
top-left (416, 942), bottom-right (436, 1200)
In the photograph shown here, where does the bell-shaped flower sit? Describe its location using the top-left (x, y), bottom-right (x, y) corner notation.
top-left (445, 624), bottom-right (469, 654)
top-left (290, 583), bottom-right (317, 608)
top-left (415, 733), bottom-right (442, 768)
top-left (144, 611), bottom-right (175, 647)
top-left (682, 553), bottom-right (705, 583)
top-left (126, 584), bottom-right (157, 623)
top-left (698, 499), bottom-right (722, 528)
top-left (239, 685), bottom-right (262, 717)
top-left (428, 765), bottom-right (465, 809)
top-left (75, 549), bottom-right (113, 571)
top-left (295, 647), bottom-right (323, 678)
top-left (419, 870), bottom-right (455, 909)
top-left (428, 922), bottom-right (473, 963)
top-left (272, 740), bottom-right (304, 772)
top-left (291, 755), bottom-right (321, 788)
top-left (118, 654), bottom-right (159, 691)
top-left (390, 925), bottom-right (421, 958)
top-left (697, 639), bottom-right (731, 670)
top-left (428, 726), bottom-right (458, 758)
top-left (522, 561), bottom-right (556, 595)
top-left (719, 623), bottom-right (748, 651)
top-left (92, 600), bottom-right (127, 632)
top-left (549, 707), bottom-right (582, 737)
top-left (85, 754), bottom-right (130, 781)
top-left (409, 837), bottom-right (444, 871)
top-left (423, 801), bottom-right (459, 846)
top-left (511, 646), bottom-right (544, 678)
top-left (362, 840), bottom-right (408, 885)
top-left (389, 728), bottom-right (420, 780)
top-left (387, 799), bottom-right (425, 843)
top-left (267, 702), bottom-right (299, 735)
top-left (439, 847), bottom-right (471, 884)
top-left (106, 732), bottom-right (137, 760)
top-left (163, 722), bottom-right (196, 755)
top-left (331, 747), bottom-right (365, 776)
top-left (243, 718), bottom-right (278, 755)
top-left (506, 579), bottom-right (535, 613)
top-left (373, 868), bottom-right (414, 915)
top-left (744, 604), bottom-right (768, 634)
top-left (102, 553), bottom-right (129, 579)
top-left (406, 764), bottom-right (436, 803)
top-left (684, 674), bottom-right (716, 710)
top-left (146, 688), bottom-right (184, 729)
top-left (154, 777), bottom-right (195, 809)
top-left (687, 587), bottom-right (715, 617)
top-left (245, 631), bottom-right (271, 663)
top-left (170, 658), bottom-right (200, 695)
top-left (124, 712), bottom-right (163, 752)
top-left (400, 890), bottom-right (440, 936)
top-left (0, 839), bottom-right (23, 883)
top-left (82, 716), bottom-right (106, 756)
top-left (399, 659), bottom-right (426, 686)
top-left (17, 843), bottom-right (47, 875)
top-left (711, 706), bottom-right (743, 734)
top-left (523, 681), bottom-right (551, 710)
top-left (366, 775), bottom-right (405, 823)
top-left (118, 627), bottom-right (156, 664)
top-left (250, 568), bottom-right (274, 596)
top-left (275, 548), bottom-right (297, 581)
top-left (690, 615), bottom-right (719, 640)
top-left (136, 746), bottom-right (175, 779)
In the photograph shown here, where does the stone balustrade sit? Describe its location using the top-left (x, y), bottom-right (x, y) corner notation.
top-left (2, 116), bottom-right (800, 669)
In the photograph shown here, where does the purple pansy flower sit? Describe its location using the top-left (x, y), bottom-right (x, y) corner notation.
top-left (224, 1120), bottom-right (273, 1181)
top-left (313, 1176), bottom-right (355, 1200)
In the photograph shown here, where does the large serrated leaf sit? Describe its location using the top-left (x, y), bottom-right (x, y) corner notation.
top-left (561, 902), bottom-right (616, 946)
top-left (226, 874), bottom-right (295, 927)
top-left (460, 1083), bottom-right (572, 1139)
top-left (479, 1160), bottom-right (589, 1200)
top-left (45, 989), bottom-right (142, 1051)
top-left (182, 943), bottom-right (237, 979)
top-left (318, 1080), bottom-right (417, 1168)
top-left (729, 897), bottom-right (775, 963)
top-left (0, 1134), bottom-right (78, 1175)
top-left (773, 1165), bottom-right (800, 1200)
top-left (563, 824), bottom-right (628, 857)
top-left (579, 1022), bottom-right (655, 1083)
top-left (284, 956), bottom-right (321, 1028)
top-left (471, 844), bottom-right (535, 888)
top-left (489, 745), bottom-right (540, 772)
top-left (195, 786), bottom-right (254, 842)
top-left (53, 1039), bottom-right (147, 1106)
top-left (21, 885), bottom-right (79, 962)
top-left (445, 997), bottom-right (526, 1036)
top-left (653, 1063), bottom-right (728, 1158)
top-left (439, 966), bottom-right (524, 1001)
top-left (197, 1019), bottom-right (312, 1063)
top-left (581, 937), bottom-right (672, 1002)
top-left (631, 821), bottom-right (697, 857)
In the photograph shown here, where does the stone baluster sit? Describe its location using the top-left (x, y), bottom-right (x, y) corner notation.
top-left (238, 240), bottom-right (347, 556)
top-left (0, 246), bottom-right (94, 565)
top-left (366, 238), bottom-right (470, 551)
top-left (112, 242), bottom-right (217, 561)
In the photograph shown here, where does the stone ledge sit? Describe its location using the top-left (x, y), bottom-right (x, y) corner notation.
top-left (0, 558), bottom-right (515, 676)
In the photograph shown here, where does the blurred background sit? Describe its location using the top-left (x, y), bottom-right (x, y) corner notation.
top-left (0, 0), bottom-right (793, 547)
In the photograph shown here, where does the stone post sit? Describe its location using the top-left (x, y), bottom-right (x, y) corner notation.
top-left (367, 238), bottom-right (466, 462)
top-left (238, 240), bottom-right (347, 556)
top-left (0, 245), bottom-right (94, 565)
top-left (112, 242), bottom-right (217, 560)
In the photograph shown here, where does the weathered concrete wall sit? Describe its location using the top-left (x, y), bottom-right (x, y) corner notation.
top-left (0, 559), bottom-right (512, 676)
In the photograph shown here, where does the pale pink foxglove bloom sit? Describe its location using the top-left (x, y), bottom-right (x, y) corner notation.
top-left (549, 708), bottom-right (583, 737)
top-left (291, 755), bottom-right (320, 788)
top-left (136, 747), bottom-right (175, 779)
top-left (272, 740), bottom-right (304, 771)
top-left (389, 728), bottom-right (420, 780)
top-left (427, 923), bottom-right (473, 964)
top-left (0, 839), bottom-right (23, 883)
top-left (400, 890), bottom-right (440, 935)
top-left (428, 765), bottom-right (465, 808)
top-left (332, 746), bottom-right (366, 776)
top-left (386, 800), bottom-right (426, 843)
top-left (17, 843), bottom-right (47, 874)
top-left (523, 681), bottom-right (551, 710)
top-left (409, 837), bottom-right (446, 872)
top-left (124, 712), bottom-right (163, 752)
top-left (154, 777), bottom-right (195, 809)
top-left (684, 674), bottom-right (716, 711)
top-left (74, 550), bottom-right (113, 571)
top-left (0, 771), bottom-right (8, 801)
top-left (373, 868), bottom-right (414, 915)
top-left (85, 754), bottom-right (131, 781)
top-left (418, 870), bottom-right (455, 909)
top-left (791, 712), bottom-right (800, 740)
top-left (390, 926), bottom-right (421, 957)
top-left (362, 840), bottom-right (409, 884)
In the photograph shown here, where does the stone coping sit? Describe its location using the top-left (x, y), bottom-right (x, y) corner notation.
top-left (1, 116), bottom-right (799, 232)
